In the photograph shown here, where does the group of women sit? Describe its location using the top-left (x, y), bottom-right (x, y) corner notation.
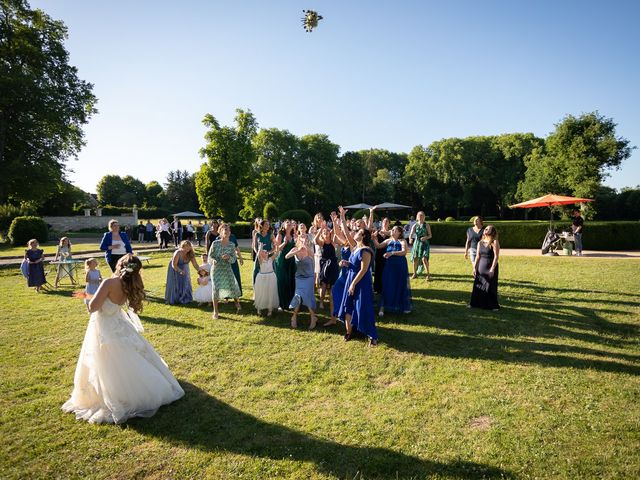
top-left (60, 213), bottom-right (500, 425)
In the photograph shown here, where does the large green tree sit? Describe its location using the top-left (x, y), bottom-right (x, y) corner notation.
top-left (0, 0), bottom-right (97, 206)
top-left (196, 110), bottom-right (258, 220)
top-left (241, 128), bottom-right (301, 219)
top-left (517, 112), bottom-right (633, 201)
top-left (96, 175), bottom-right (127, 206)
top-left (298, 134), bottom-right (340, 214)
top-left (164, 170), bottom-right (198, 213)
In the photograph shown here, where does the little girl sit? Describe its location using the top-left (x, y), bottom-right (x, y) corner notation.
top-left (54, 237), bottom-right (74, 287)
top-left (84, 258), bottom-right (103, 312)
top-left (193, 254), bottom-right (213, 305)
top-left (253, 248), bottom-right (279, 316)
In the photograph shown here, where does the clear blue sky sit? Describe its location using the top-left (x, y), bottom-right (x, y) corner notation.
top-left (31, 0), bottom-right (640, 193)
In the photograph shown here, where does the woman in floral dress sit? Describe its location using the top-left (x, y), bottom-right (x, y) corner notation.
top-left (208, 224), bottom-right (241, 319)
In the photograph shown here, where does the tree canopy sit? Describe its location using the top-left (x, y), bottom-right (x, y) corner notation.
top-left (0, 0), bottom-right (97, 206)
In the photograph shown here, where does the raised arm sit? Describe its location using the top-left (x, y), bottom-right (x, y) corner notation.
top-left (367, 206), bottom-right (377, 231)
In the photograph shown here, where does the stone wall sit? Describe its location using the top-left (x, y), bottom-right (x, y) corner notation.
top-left (43, 213), bottom-right (138, 232)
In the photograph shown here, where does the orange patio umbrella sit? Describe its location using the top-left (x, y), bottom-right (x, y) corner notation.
top-left (510, 194), bottom-right (593, 228)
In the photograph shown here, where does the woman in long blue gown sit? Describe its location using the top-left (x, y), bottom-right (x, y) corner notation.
top-left (374, 226), bottom-right (412, 315)
top-left (337, 224), bottom-right (378, 346)
top-left (165, 241), bottom-right (201, 304)
top-left (285, 234), bottom-right (317, 330)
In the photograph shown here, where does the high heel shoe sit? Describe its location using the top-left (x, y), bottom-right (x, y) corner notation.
top-left (344, 331), bottom-right (353, 342)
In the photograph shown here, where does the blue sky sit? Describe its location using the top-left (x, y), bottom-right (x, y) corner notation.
top-left (31, 0), bottom-right (640, 193)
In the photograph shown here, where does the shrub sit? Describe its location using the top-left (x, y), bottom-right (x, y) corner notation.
top-left (8, 216), bottom-right (49, 246)
top-left (445, 216), bottom-right (456, 222)
top-left (229, 221), bottom-right (253, 239)
top-left (0, 204), bottom-right (26, 236)
top-left (263, 202), bottom-right (278, 221)
top-left (280, 209), bottom-right (312, 226)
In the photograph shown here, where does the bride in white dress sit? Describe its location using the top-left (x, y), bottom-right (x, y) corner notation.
top-left (63, 254), bottom-right (184, 424)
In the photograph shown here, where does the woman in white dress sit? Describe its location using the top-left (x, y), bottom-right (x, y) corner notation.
top-left (64, 254), bottom-right (184, 424)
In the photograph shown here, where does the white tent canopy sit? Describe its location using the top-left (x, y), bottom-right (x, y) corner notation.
top-left (172, 211), bottom-right (204, 218)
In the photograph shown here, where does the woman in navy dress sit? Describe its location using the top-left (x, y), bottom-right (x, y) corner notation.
top-left (337, 207), bottom-right (378, 346)
top-left (25, 239), bottom-right (46, 292)
top-left (374, 226), bottom-right (412, 316)
top-left (314, 227), bottom-right (339, 312)
top-left (470, 225), bottom-right (500, 310)
top-left (165, 241), bottom-right (201, 305)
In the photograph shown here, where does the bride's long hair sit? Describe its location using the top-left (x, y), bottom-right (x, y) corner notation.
top-left (115, 254), bottom-right (145, 313)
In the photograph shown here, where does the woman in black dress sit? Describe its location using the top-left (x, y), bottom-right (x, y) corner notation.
top-left (469, 225), bottom-right (500, 310)
top-left (25, 239), bottom-right (46, 292)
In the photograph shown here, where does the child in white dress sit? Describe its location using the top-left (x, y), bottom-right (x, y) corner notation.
top-left (193, 254), bottom-right (213, 305)
top-left (253, 249), bottom-right (279, 316)
top-left (84, 258), bottom-right (103, 312)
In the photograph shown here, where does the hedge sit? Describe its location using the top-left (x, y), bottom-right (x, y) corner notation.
top-left (229, 222), bottom-right (253, 239)
top-left (428, 221), bottom-right (640, 250)
top-left (8, 216), bottom-right (49, 246)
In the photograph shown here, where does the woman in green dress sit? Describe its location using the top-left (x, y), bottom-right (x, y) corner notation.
top-left (208, 223), bottom-right (241, 319)
top-left (409, 211), bottom-right (432, 279)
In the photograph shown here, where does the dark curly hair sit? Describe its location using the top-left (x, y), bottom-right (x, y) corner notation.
top-left (115, 254), bottom-right (146, 313)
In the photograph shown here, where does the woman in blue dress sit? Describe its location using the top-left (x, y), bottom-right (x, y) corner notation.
top-left (336, 207), bottom-right (378, 346)
top-left (285, 234), bottom-right (318, 330)
top-left (374, 226), bottom-right (412, 316)
top-left (323, 212), bottom-right (350, 326)
top-left (165, 240), bottom-right (201, 304)
top-left (24, 239), bottom-right (46, 292)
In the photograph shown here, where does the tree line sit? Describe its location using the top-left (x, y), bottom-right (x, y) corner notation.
top-left (193, 109), bottom-right (635, 221)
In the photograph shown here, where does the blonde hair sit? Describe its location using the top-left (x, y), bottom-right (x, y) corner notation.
top-left (108, 219), bottom-right (119, 229)
top-left (115, 254), bottom-right (145, 313)
top-left (59, 236), bottom-right (71, 247)
top-left (179, 240), bottom-right (195, 261)
top-left (27, 239), bottom-right (39, 248)
top-left (84, 258), bottom-right (98, 272)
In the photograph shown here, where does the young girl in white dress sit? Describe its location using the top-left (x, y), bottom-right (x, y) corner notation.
top-left (193, 254), bottom-right (213, 305)
top-left (64, 254), bottom-right (184, 424)
top-left (83, 258), bottom-right (102, 313)
top-left (253, 248), bottom-right (279, 316)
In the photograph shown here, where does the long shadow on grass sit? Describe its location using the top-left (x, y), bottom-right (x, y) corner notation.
top-left (434, 273), bottom-right (639, 301)
top-left (140, 315), bottom-right (202, 330)
top-left (249, 283), bottom-right (640, 375)
top-left (131, 381), bottom-right (513, 479)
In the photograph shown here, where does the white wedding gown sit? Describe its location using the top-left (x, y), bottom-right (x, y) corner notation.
top-left (62, 298), bottom-right (184, 424)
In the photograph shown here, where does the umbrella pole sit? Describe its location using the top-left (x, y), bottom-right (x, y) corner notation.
top-left (549, 205), bottom-right (553, 230)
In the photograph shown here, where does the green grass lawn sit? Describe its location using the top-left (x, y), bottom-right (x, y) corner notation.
top-left (1, 252), bottom-right (639, 479)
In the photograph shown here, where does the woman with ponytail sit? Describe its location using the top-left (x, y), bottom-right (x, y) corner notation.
top-left (64, 254), bottom-right (184, 424)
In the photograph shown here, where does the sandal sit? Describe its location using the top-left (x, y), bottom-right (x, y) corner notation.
top-left (309, 315), bottom-right (318, 330)
top-left (291, 315), bottom-right (298, 328)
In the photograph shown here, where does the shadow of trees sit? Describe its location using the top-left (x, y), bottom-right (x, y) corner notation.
top-left (131, 382), bottom-right (513, 479)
